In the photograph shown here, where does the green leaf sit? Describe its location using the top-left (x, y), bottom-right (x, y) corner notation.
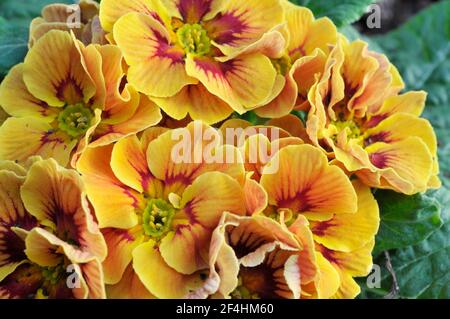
top-left (0, 17), bottom-right (28, 77)
top-left (373, 1), bottom-right (450, 90)
top-left (359, 188), bottom-right (450, 299)
top-left (373, 190), bottom-right (442, 255)
top-left (371, 1), bottom-right (450, 186)
top-left (0, 0), bottom-right (76, 77)
top-left (290, 0), bottom-right (375, 27)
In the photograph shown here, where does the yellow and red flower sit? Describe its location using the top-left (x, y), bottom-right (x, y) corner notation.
top-left (0, 30), bottom-right (161, 167)
top-left (77, 122), bottom-right (256, 298)
top-left (193, 212), bottom-right (319, 299)
top-left (255, 0), bottom-right (338, 118)
top-left (0, 158), bottom-right (106, 299)
top-left (29, 0), bottom-right (107, 47)
top-left (256, 144), bottom-right (379, 298)
top-left (99, 0), bottom-right (286, 124)
top-left (305, 37), bottom-right (440, 195)
top-left (219, 118), bottom-right (304, 182)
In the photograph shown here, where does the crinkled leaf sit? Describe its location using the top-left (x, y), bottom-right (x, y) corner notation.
top-left (0, 0), bottom-right (76, 77)
top-left (373, 1), bottom-right (450, 90)
top-left (0, 17), bottom-right (28, 77)
top-left (290, 0), bottom-right (375, 27)
top-left (373, 190), bottom-right (443, 256)
top-left (359, 188), bottom-right (450, 299)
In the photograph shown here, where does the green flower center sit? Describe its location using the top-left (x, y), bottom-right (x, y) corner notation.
top-left (58, 103), bottom-right (93, 138)
top-left (271, 55), bottom-right (292, 76)
top-left (143, 199), bottom-right (175, 239)
top-left (231, 276), bottom-right (261, 299)
top-left (331, 120), bottom-right (361, 139)
top-left (41, 263), bottom-right (66, 286)
top-left (176, 23), bottom-right (211, 56)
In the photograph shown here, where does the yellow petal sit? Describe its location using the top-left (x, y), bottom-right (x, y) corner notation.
top-left (23, 30), bottom-right (96, 107)
top-left (102, 227), bottom-right (145, 284)
top-left (96, 45), bottom-right (140, 124)
top-left (111, 135), bottom-right (162, 196)
top-left (91, 95), bottom-right (162, 147)
top-left (260, 145), bottom-right (357, 216)
top-left (185, 53), bottom-right (276, 113)
top-left (288, 215), bottom-right (319, 286)
top-left (113, 12), bottom-right (196, 97)
top-left (77, 145), bottom-right (143, 229)
top-left (255, 72), bottom-right (298, 118)
top-left (161, 0), bottom-right (226, 23)
top-left (100, 0), bottom-right (170, 33)
top-left (0, 117), bottom-right (77, 167)
top-left (331, 269), bottom-right (361, 299)
top-left (20, 158), bottom-right (107, 261)
top-left (0, 170), bottom-right (36, 282)
top-left (106, 264), bottom-right (155, 299)
top-left (132, 241), bottom-right (207, 298)
top-left (315, 251), bottom-right (340, 299)
top-left (161, 172), bottom-right (247, 274)
top-left (244, 176), bottom-right (268, 215)
top-left (365, 137), bottom-right (433, 194)
top-left (151, 83), bottom-right (233, 125)
top-left (206, 0), bottom-right (284, 54)
top-left (286, 7), bottom-right (337, 61)
top-left (147, 121), bottom-right (245, 195)
top-left (365, 113), bottom-right (437, 155)
top-left (317, 240), bottom-right (375, 278)
top-left (311, 180), bottom-right (379, 252)
top-left (0, 64), bottom-right (59, 120)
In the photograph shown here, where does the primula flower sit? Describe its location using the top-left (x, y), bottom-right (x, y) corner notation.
top-left (306, 37), bottom-right (440, 195)
top-left (255, 0), bottom-right (338, 118)
top-left (0, 158), bottom-right (106, 299)
top-left (0, 30), bottom-right (162, 167)
top-left (257, 145), bottom-right (379, 298)
top-left (192, 212), bottom-right (319, 299)
top-left (219, 118), bottom-right (305, 182)
top-left (77, 122), bottom-right (252, 298)
top-left (29, 0), bottom-right (107, 47)
top-left (99, 0), bottom-right (286, 124)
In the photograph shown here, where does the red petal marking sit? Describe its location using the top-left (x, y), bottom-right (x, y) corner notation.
top-left (104, 228), bottom-right (135, 243)
top-left (316, 243), bottom-right (339, 266)
top-left (164, 164), bottom-right (204, 187)
top-left (194, 57), bottom-right (234, 78)
top-left (311, 220), bottom-right (335, 237)
top-left (120, 185), bottom-right (141, 209)
top-left (0, 212), bottom-right (37, 267)
top-left (40, 131), bottom-right (68, 150)
top-left (207, 10), bottom-right (252, 46)
top-left (147, 29), bottom-right (185, 64)
top-left (288, 43), bottom-right (307, 60)
top-left (177, 0), bottom-right (213, 23)
top-left (365, 131), bottom-right (392, 146)
top-left (0, 226), bottom-right (26, 266)
top-left (180, 202), bottom-right (200, 226)
top-left (365, 114), bottom-right (388, 128)
top-left (126, 157), bottom-right (154, 193)
top-left (0, 264), bottom-right (43, 298)
top-left (55, 77), bottom-right (84, 105)
top-left (135, 3), bottom-right (166, 26)
top-left (369, 152), bottom-right (388, 169)
top-left (277, 189), bottom-right (313, 213)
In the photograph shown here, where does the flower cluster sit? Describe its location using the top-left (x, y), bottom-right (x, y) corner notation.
top-left (0, 0), bottom-right (440, 299)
